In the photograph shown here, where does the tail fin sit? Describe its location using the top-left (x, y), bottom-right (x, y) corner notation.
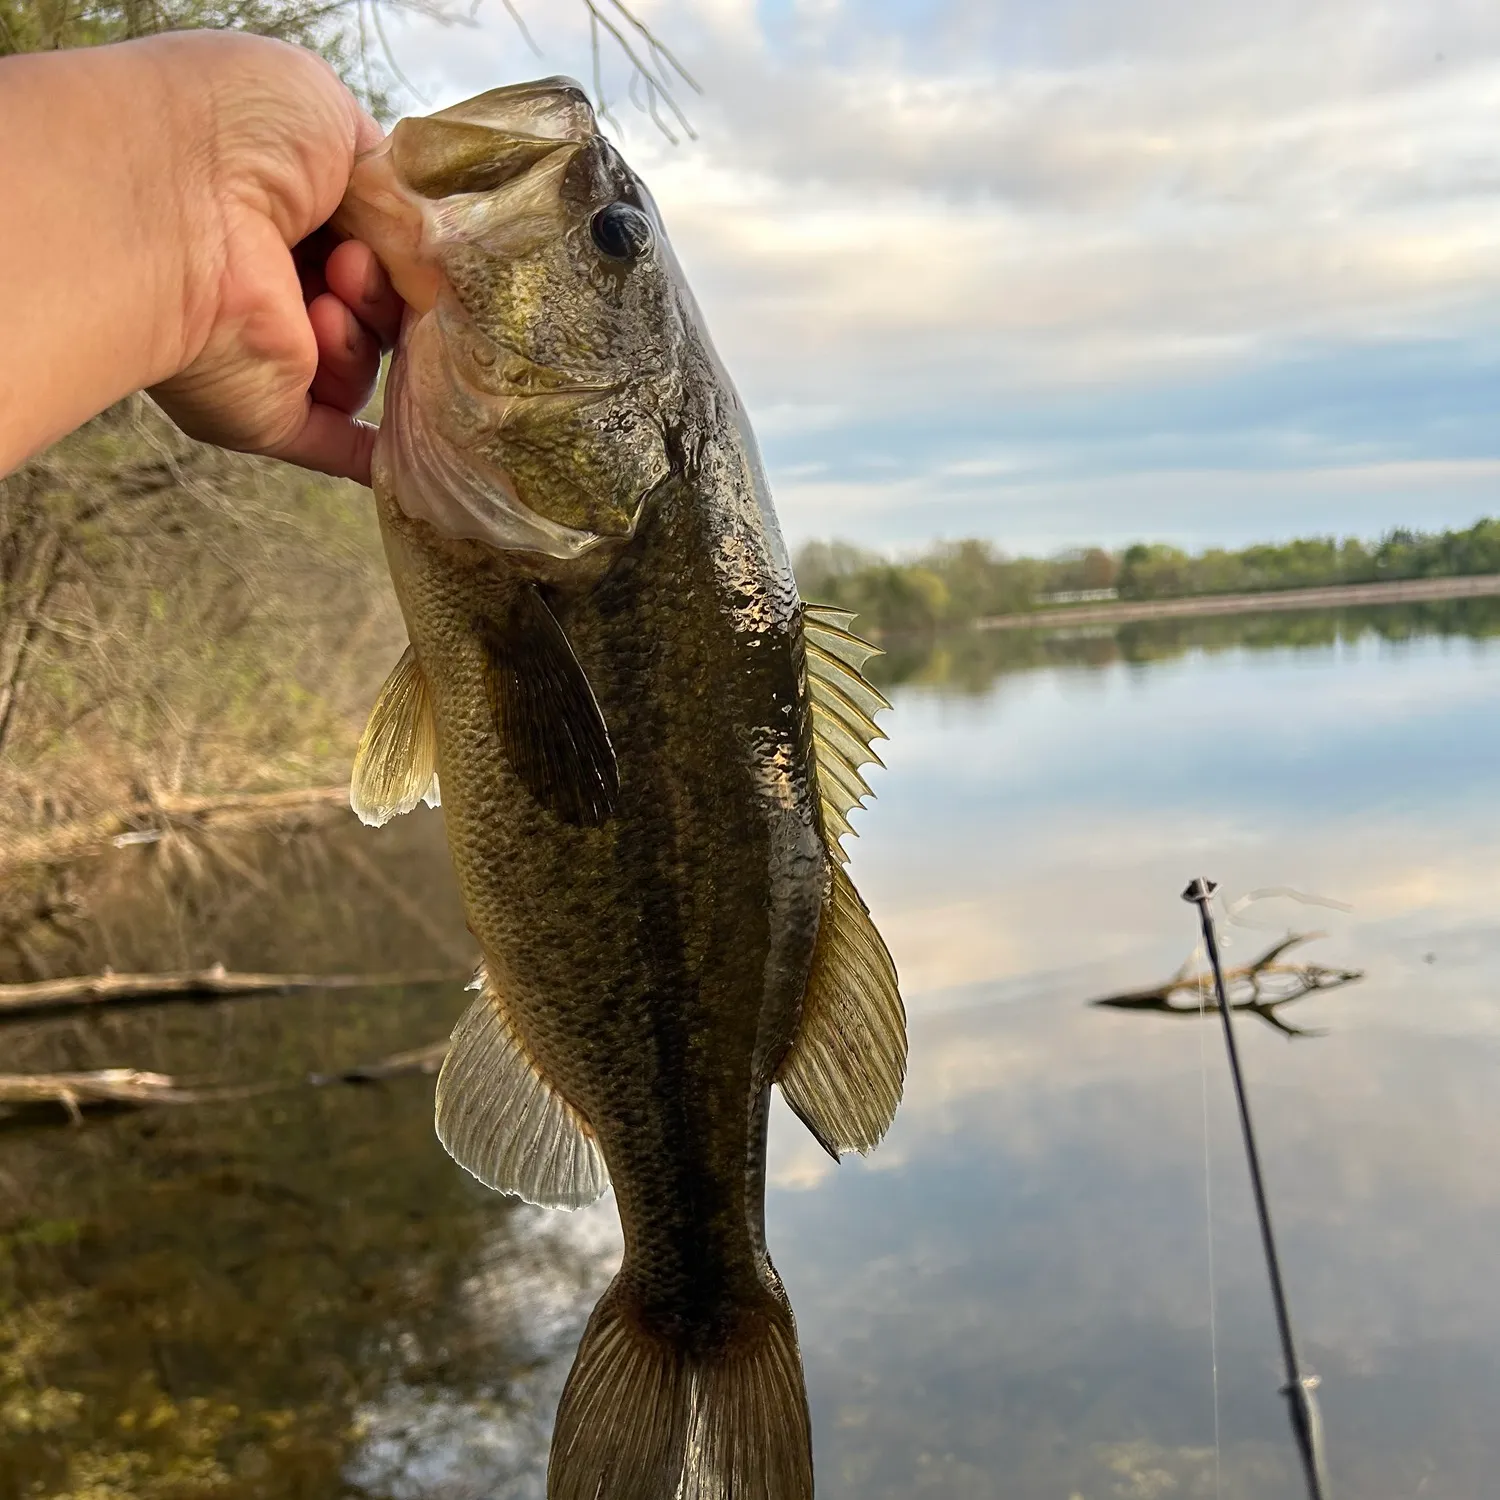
top-left (548, 1274), bottom-right (813, 1500)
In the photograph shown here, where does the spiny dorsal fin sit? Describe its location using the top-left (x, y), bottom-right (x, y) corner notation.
top-left (802, 604), bottom-right (890, 865)
top-left (477, 586), bottom-right (619, 827)
top-left (435, 962), bottom-right (610, 1210)
top-left (777, 862), bottom-right (906, 1158)
top-left (350, 644), bottom-right (441, 827)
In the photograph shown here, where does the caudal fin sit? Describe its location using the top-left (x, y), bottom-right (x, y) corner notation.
top-left (548, 1275), bottom-right (813, 1500)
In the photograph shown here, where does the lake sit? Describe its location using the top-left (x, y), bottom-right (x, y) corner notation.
top-left (5, 600), bottom-right (1500, 1499)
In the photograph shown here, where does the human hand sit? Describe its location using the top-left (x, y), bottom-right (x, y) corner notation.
top-left (143, 32), bottom-right (404, 485)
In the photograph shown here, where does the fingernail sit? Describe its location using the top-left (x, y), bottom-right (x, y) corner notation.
top-left (346, 309), bottom-right (364, 354)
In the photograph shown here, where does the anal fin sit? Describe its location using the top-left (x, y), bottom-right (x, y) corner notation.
top-left (435, 962), bottom-right (610, 1209)
top-left (351, 644), bottom-right (441, 827)
top-left (477, 586), bottom-right (619, 827)
top-left (777, 863), bottom-right (906, 1157)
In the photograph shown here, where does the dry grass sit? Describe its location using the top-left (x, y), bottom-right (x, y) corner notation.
top-left (0, 397), bottom-right (405, 841)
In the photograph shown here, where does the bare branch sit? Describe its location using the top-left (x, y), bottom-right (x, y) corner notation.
top-left (369, 0), bottom-right (430, 106)
top-left (581, 0), bottom-right (698, 142)
top-left (499, 0), bottom-right (540, 56)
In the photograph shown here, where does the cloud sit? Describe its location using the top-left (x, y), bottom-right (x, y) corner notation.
top-left (383, 0), bottom-right (1500, 546)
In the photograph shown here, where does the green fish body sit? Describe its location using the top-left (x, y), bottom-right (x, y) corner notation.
top-left (336, 78), bottom-right (904, 1500)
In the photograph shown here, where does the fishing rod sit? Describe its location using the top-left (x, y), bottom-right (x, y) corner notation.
top-left (1182, 877), bottom-right (1331, 1500)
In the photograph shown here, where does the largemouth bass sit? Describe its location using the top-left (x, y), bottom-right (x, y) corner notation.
top-left (334, 78), bottom-right (905, 1500)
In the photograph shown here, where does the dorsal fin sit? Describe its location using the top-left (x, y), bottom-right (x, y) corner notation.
top-left (435, 963), bottom-right (610, 1209)
top-left (802, 604), bottom-right (890, 863)
top-left (350, 645), bottom-right (442, 827)
top-left (777, 862), bottom-right (906, 1157)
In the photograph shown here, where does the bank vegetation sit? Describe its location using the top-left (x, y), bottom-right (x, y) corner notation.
top-left (794, 520), bottom-right (1500, 635)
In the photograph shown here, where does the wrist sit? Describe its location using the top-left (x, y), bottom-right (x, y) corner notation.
top-left (0, 42), bottom-right (202, 470)
top-left (131, 36), bottom-right (233, 385)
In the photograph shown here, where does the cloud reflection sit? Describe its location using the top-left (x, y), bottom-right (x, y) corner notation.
top-left (755, 616), bottom-right (1500, 1497)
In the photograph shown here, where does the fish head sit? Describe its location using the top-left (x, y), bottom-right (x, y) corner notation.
top-left (335, 79), bottom-right (688, 561)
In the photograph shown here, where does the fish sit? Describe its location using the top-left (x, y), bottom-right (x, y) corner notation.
top-left (333, 78), bottom-right (905, 1500)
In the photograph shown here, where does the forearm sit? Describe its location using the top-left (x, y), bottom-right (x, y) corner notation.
top-left (0, 41), bottom-right (204, 474)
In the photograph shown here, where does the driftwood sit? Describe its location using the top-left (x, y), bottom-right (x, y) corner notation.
top-left (1089, 933), bottom-right (1364, 1038)
top-left (0, 784), bottom-right (351, 873)
top-left (0, 964), bottom-right (466, 1020)
top-left (0, 1069), bottom-right (274, 1124)
top-left (0, 1039), bottom-right (451, 1126)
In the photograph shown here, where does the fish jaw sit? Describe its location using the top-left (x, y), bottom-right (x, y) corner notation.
top-left (332, 77), bottom-right (595, 314)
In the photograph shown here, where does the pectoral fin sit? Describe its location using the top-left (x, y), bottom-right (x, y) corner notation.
top-left (350, 645), bottom-right (441, 827)
top-left (435, 962), bottom-right (610, 1210)
top-left (802, 605), bottom-right (890, 863)
top-left (777, 863), bottom-right (906, 1158)
top-left (477, 587), bottom-right (619, 827)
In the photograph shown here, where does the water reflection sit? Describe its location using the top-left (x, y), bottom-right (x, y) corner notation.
top-left (872, 593), bottom-right (1500, 694)
top-left (5, 602), bottom-right (1500, 1498)
top-left (1088, 932), bottom-right (1365, 1038)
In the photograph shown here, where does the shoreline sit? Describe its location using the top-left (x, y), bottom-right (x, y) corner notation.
top-left (973, 572), bottom-right (1500, 631)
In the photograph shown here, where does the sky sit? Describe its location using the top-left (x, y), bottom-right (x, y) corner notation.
top-left (383, 0), bottom-right (1500, 554)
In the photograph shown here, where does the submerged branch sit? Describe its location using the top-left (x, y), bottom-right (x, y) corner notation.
top-left (0, 963), bottom-right (464, 1020)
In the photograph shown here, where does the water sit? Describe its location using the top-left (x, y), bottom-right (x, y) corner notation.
top-left (5, 602), bottom-right (1500, 1498)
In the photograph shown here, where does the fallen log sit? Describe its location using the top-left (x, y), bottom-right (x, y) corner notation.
top-left (0, 1068), bottom-right (273, 1124)
top-left (0, 784), bottom-right (351, 873)
top-left (0, 1038), bottom-right (451, 1126)
top-left (0, 963), bottom-right (465, 1019)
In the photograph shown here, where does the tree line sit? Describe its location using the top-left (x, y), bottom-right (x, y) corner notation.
top-left (794, 519), bottom-right (1500, 634)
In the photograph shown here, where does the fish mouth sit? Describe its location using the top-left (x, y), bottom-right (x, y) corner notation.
top-left (423, 76), bottom-right (598, 145)
top-left (332, 80), bottom-right (599, 315)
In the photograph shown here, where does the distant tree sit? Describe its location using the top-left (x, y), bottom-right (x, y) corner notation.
top-left (794, 539), bottom-right (880, 603)
top-left (1117, 542), bottom-right (1191, 601)
top-left (1078, 546), bottom-right (1116, 591)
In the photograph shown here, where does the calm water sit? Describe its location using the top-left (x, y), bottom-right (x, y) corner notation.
top-left (5, 603), bottom-right (1500, 1499)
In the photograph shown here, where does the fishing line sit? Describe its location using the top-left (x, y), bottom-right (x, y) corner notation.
top-left (1194, 936), bottom-right (1224, 1499)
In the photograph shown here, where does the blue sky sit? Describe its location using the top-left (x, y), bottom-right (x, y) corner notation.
top-left (385, 0), bottom-right (1500, 554)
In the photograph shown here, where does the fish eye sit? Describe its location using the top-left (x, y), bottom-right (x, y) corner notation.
top-left (590, 202), bottom-right (654, 262)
